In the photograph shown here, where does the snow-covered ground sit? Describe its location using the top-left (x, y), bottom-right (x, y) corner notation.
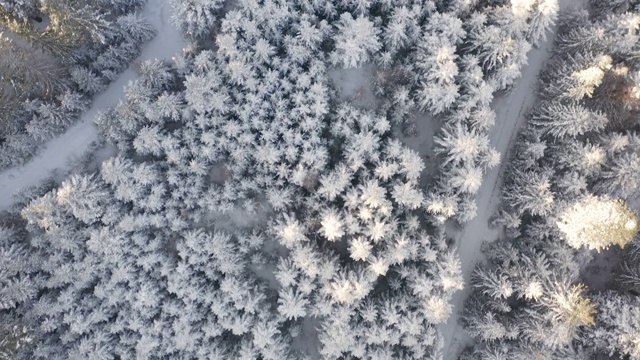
top-left (439, 0), bottom-right (586, 358)
top-left (328, 64), bottom-right (379, 109)
top-left (0, 0), bottom-right (185, 210)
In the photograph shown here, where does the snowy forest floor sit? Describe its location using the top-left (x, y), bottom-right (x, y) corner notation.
top-left (0, 0), bottom-right (185, 210)
top-left (440, 0), bottom-right (587, 358)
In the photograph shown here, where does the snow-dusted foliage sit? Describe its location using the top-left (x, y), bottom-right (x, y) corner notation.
top-left (586, 292), bottom-right (640, 359)
top-left (19, 179), bottom-right (284, 358)
top-left (464, 3), bottom-right (640, 358)
top-left (0, 226), bottom-right (37, 312)
top-left (462, 235), bottom-right (596, 357)
top-left (414, 13), bottom-right (464, 114)
top-left (556, 195), bottom-right (638, 251)
top-left (0, 0), bottom-right (154, 170)
top-left (170, 0), bottom-right (225, 37)
top-left (0, 0), bottom-right (36, 19)
top-left (18, 0), bottom-right (640, 358)
top-left (270, 105), bottom-right (462, 357)
top-left (413, 0), bottom-right (558, 224)
top-left (0, 0), bottom-right (488, 357)
top-left (330, 13), bottom-right (381, 68)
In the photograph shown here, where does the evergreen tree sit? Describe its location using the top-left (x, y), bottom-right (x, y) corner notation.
top-left (330, 12), bottom-right (381, 68)
top-left (556, 195), bottom-right (638, 251)
top-left (588, 293), bottom-right (640, 359)
top-left (170, 0), bottom-right (224, 37)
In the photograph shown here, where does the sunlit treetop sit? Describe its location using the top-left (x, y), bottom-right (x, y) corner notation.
top-left (556, 195), bottom-right (639, 251)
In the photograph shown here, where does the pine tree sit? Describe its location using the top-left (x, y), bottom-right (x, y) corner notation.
top-left (277, 288), bottom-right (308, 320)
top-left (55, 174), bottom-right (109, 224)
top-left (503, 168), bottom-right (554, 216)
top-left (0, 33), bottom-right (68, 98)
top-left (596, 151), bottom-right (640, 198)
top-left (530, 101), bottom-right (608, 138)
top-left (115, 12), bottom-right (156, 44)
top-left (434, 123), bottom-right (490, 167)
top-left (526, 0), bottom-right (559, 47)
top-left (36, 0), bottom-right (112, 58)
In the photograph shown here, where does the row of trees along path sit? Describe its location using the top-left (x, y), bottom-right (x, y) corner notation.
top-left (439, 0), bottom-right (587, 357)
top-left (0, 0), bottom-right (185, 210)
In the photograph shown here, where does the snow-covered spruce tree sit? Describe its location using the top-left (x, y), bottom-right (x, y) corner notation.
top-left (169, 0), bottom-right (225, 37)
top-left (379, 5), bottom-right (422, 57)
top-left (433, 123), bottom-right (490, 168)
top-left (594, 133), bottom-right (640, 198)
top-left (529, 101), bottom-right (608, 139)
top-left (526, 0), bottom-right (559, 47)
top-left (585, 292), bottom-right (640, 359)
top-left (502, 167), bottom-right (555, 217)
top-left (330, 12), bottom-right (381, 69)
top-left (0, 224), bottom-right (39, 317)
top-left (0, 34), bottom-right (68, 100)
top-left (556, 195), bottom-right (638, 251)
top-left (464, 5), bottom-right (531, 90)
top-left (413, 12), bottom-right (464, 115)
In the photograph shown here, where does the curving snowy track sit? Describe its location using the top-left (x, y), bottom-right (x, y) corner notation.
top-left (0, 0), bottom-right (185, 209)
top-left (439, 0), bottom-right (586, 358)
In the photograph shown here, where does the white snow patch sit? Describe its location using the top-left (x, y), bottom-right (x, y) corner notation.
top-left (328, 63), bottom-right (379, 108)
top-left (439, 0), bottom-right (587, 358)
top-left (291, 316), bottom-right (322, 359)
top-left (394, 112), bottom-right (435, 156)
top-left (0, 0), bottom-right (186, 210)
top-left (208, 163), bottom-right (231, 185)
top-left (206, 205), bottom-right (272, 232)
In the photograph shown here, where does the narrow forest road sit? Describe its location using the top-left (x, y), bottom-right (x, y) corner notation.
top-left (439, 0), bottom-right (585, 358)
top-left (0, 0), bottom-right (185, 210)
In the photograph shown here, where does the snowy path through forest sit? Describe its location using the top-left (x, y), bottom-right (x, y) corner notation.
top-left (0, 0), bottom-right (185, 209)
top-left (440, 0), bottom-right (585, 358)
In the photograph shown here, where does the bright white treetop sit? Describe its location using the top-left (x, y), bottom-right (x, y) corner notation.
top-left (320, 211), bottom-right (345, 241)
top-left (556, 195), bottom-right (639, 251)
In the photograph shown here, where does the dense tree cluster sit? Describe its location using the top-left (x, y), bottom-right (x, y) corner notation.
top-left (11, 0), bottom-right (640, 358)
top-left (0, 0), bottom-right (155, 169)
top-left (463, 2), bottom-right (640, 358)
top-left (389, 0), bottom-right (558, 224)
top-left (0, 0), bottom-right (472, 357)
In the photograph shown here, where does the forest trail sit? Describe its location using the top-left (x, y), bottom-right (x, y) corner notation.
top-left (439, 0), bottom-right (586, 358)
top-left (0, 0), bottom-right (185, 210)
